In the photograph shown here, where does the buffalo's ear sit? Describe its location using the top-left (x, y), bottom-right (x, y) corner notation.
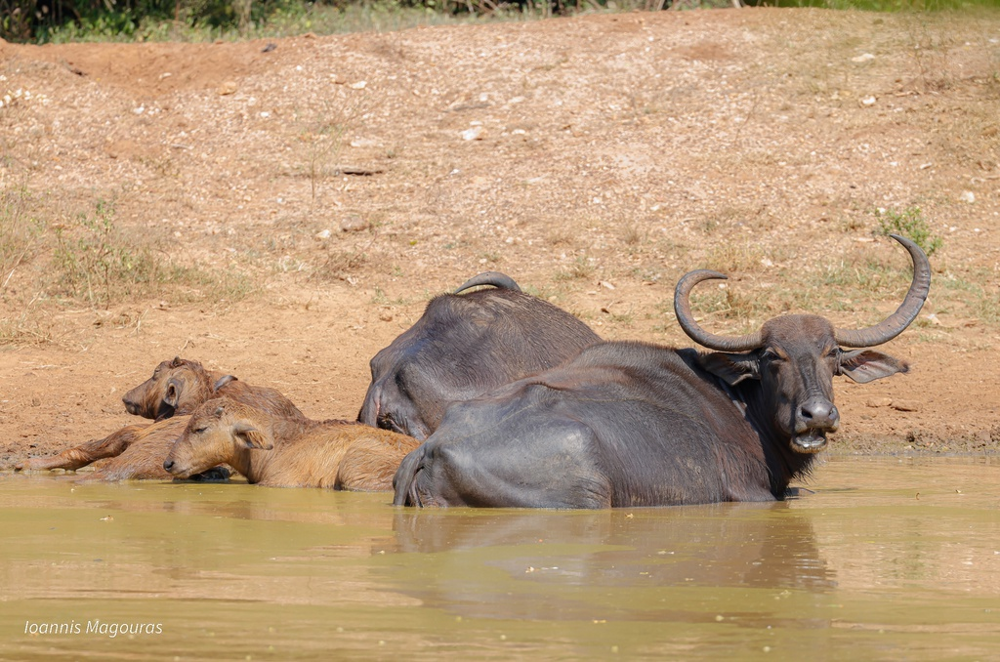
top-left (838, 349), bottom-right (909, 384)
top-left (233, 422), bottom-right (273, 450)
top-left (699, 352), bottom-right (761, 386)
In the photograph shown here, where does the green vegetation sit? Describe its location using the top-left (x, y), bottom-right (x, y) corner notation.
top-left (934, 270), bottom-right (1000, 327)
top-left (684, 285), bottom-right (771, 335)
top-left (0, 184), bottom-right (43, 297)
top-left (704, 242), bottom-right (766, 275)
top-left (873, 206), bottom-right (943, 256)
top-left (554, 255), bottom-right (596, 281)
top-left (51, 199), bottom-right (164, 306)
top-left (290, 97), bottom-right (369, 203)
top-left (762, 0), bottom-right (998, 9)
top-left (680, 241), bottom-right (924, 334)
top-left (49, 198), bottom-right (256, 306)
top-left (0, 185), bottom-right (49, 344)
top-left (975, 291), bottom-right (1000, 326)
top-left (1, 191), bottom-right (255, 338)
top-left (5, 0), bottom-right (997, 44)
top-left (312, 238), bottom-right (374, 282)
top-left (4, 0), bottom-right (516, 44)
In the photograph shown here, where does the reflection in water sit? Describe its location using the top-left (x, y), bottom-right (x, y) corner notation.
top-left (1, 458), bottom-right (999, 661)
top-left (388, 503), bottom-right (835, 621)
top-left (0, 478), bottom-right (401, 607)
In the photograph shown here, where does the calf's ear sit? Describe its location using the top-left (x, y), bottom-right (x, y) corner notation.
top-left (155, 377), bottom-right (184, 420)
top-left (213, 374), bottom-right (237, 392)
top-left (233, 422), bottom-right (273, 450)
top-left (699, 352), bottom-right (760, 386)
top-left (838, 349), bottom-right (909, 384)
top-left (163, 377), bottom-right (183, 408)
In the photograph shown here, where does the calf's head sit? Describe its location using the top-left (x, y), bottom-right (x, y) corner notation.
top-left (123, 357), bottom-right (237, 421)
top-left (674, 234), bottom-right (930, 454)
top-left (162, 398), bottom-right (272, 479)
top-left (123, 357), bottom-right (215, 420)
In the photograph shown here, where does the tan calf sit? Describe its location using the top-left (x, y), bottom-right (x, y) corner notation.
top-left (163, 398), bottom-right (420, 490)
top-left (15, 357), bottom-right (304, 478)
top-left (122, 357), bottom-right (304, 422)
top-left (74, 417), bottom-right (227, 482)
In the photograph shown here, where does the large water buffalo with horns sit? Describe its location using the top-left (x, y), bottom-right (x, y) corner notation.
top-left (358, 272), bottom-right (600, 440)
top-left (393, 235), bottom-right (930, 509)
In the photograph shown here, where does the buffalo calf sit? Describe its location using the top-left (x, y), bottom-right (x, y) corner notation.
top-left (164, 397), bottom-right (420, 490)
top-left (16, 357), bottom-right (304, 479)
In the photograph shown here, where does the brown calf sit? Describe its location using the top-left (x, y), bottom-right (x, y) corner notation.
top-left (15, 357), bottom-right (304, 478)
top-left (73, 417), bottom-right (224, 482)
top-left (163, 397), bottom-right (420, 490)
top-left (123, 357), bottom-right (304, 422)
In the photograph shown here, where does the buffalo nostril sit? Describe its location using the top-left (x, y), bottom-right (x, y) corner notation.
top-left (799, 401), bottom-right (839, 428)
top-left (162, 459), bottom-right (174, 472)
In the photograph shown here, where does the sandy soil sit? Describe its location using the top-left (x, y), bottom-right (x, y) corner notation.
top-left (1, 7), bottom-right (999, 472)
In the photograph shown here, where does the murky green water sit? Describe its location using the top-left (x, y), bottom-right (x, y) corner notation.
top-left (1, 456), bottom-right (998, 661)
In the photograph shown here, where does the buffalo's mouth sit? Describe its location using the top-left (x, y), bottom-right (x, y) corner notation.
top-left (791, 431), bottom-right (829, 454)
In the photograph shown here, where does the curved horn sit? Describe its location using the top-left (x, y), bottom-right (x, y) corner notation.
top-left (453, 271), bottom-right (522, 295)
top-left (673, 270), bottom-right (763, 351)
top-left (833, 233), bottom-right (932, 348)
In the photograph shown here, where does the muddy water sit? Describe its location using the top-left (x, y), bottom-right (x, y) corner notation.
top-left (1, 456), bottom-right (998, 661)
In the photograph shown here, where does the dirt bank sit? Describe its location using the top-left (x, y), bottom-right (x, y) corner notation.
top-left (1, 8), bottom-right (999, 469)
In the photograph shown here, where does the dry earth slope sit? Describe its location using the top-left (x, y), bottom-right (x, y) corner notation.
top-left (1, 7), bottom-right (999, 469)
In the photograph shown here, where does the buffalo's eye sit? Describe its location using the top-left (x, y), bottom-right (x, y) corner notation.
top-left (377, 413), bottom-right (404, 434)
top-left (761, 349), bottom-right (782, 363)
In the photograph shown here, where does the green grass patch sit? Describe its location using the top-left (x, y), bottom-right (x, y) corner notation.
top-left (975, 291), bottom-right (1000, 326)
top-left (554, 255), bottom-right (596, 281)
top-left (873, 206), bottom-right (943, 256)
top-left (1, 191), bottom-right (259, 346)
top-left (0, 184), bottom-right (44, 297)
top-left (29, 0), bottom-right (518, 45)
top-left (761, 0), bottom-right (1000, 9)
top-left (684, 286), bottom-right (772, 335)
top-left (51, 199), bottom-right (166, 307)
top-left (10, 0), bottom-right (1000, 45)
top-left (47, 198), bottom-right (256, 306)
top-left (703, 243), bottom-right (767, 276)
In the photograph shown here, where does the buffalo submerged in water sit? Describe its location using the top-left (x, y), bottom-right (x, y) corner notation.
top-left (393, 235), bottom-right (931, 509)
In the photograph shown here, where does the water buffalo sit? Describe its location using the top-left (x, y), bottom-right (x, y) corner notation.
top-left (163, 397), bottom-right (420, 490)
top-left (393, 235), bottom-right (930, 509)
top-left (358, 272), bottom-right (600, 440)
top-left (15, 357), bottom-right (304, 478)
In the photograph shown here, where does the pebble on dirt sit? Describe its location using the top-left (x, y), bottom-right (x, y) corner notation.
top-left (341, 215), bottom-right (368, 232)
